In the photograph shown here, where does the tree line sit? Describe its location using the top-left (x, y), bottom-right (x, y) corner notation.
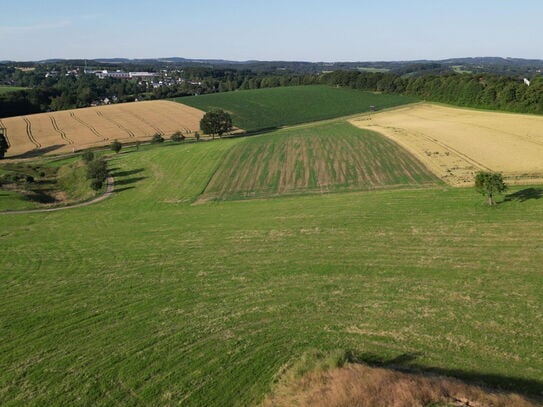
top-left (1, 62), bottom-right (542, 118)
top-left (320, 71), bottom-right (543, 114)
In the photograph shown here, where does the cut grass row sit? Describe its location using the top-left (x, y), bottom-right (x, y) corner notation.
top-left (177, 85), bottom-right (418, 132)
top-left (201, 121), bottom-right (440, 201)
top-left (1, 138), bottom-right (542, 405)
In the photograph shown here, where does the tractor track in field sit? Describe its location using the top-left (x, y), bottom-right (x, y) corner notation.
top-left (96, 111), bottom-right (136, 138)
top-left (49, 115), bottom-right (74, 144)
top-left (0, 175), bottom-right (115, 214)
top-left (23, 117), bottom-right (41, 149)
top-left (69, 112), bottom-right (108, 141)
top-left (123, 108), bottom-right (164, 135)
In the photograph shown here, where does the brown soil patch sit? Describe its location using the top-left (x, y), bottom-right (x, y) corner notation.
top-left (263, 363), bottom-right (541, 407)
top-left (2, 100), bottom-right (205, 157)
top-left (349, 104), bottom-right (543, 186)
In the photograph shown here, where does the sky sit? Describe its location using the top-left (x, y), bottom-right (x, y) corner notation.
top-left (1, 0), bottom-right (542, 62)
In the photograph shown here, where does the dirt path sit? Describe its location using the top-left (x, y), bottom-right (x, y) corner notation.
top-left (0, 176), bottom-right (115, 215)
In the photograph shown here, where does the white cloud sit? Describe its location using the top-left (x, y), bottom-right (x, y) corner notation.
top-left (2, 20), bottom-right (72, 34)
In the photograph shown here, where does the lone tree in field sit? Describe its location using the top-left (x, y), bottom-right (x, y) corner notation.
top-left (0, 132), bottom-right (8, 159)
top-left (475, 171), bottom-right (507, 205)
top-left (200, 109), bottom-right (232, 139)
top-left (110, 140), bottom-right (122, 154)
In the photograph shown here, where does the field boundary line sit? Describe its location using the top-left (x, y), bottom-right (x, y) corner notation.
top-left (0, 175), bottom-right (115, 215)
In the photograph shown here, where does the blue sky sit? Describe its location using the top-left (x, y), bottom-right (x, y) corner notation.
top-left (1, 0), bottom-right (542, 61)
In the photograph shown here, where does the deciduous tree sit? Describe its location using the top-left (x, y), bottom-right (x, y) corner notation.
top-left (200, 109), bottom-right (233, 139)
top-left (475, 171), bottom-right (507, 205)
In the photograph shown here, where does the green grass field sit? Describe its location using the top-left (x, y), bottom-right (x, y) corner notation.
top-left (0, 86), bottom-right (27, 95)
top-left (201, 121), bottom-right (439, 201)
top-left (1, 124), bottom-right (542, 405)
top-left (177, 85), bottom-right (417, 131)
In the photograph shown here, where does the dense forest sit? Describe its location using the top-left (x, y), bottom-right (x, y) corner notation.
top-left (321, 71), bottom-right (543, 114)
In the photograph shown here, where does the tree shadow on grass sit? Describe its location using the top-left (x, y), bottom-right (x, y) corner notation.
top-left (114, 186), bottom-right (135, 193)
top-left (8, 145), bottom-right (65, 159)
top-left (503, 188), bottom-right (543, 203)
top-left (114, 176), bottom-right (146, 186)
top-left (347, 351), bottom-right (543, 399)
top-left (111, 168), bottom-right (144, 178)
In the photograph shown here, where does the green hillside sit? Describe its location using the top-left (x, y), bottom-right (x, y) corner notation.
top-left (1, 131), bottom-right (542, 405)
top-left (0, 86), bottom-right (27, 95)
top-left (201, 121), bottom-right (439, 201)
top-left (176, 85), bottom-right (417, 131)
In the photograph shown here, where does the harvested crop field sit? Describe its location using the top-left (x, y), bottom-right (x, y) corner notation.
top-left (1, 100), bottom-right (204, 158)
top-left (350, 103), bottom-right (543, 186)
top-left (200, 121), bottom-right (439, 201)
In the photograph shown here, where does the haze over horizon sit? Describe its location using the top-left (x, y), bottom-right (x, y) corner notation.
top-left (1, 0), bottom-right (542, 62)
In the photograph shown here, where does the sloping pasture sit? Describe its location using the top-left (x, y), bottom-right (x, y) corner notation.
top-left (200, 121), bottom-right (440, 201)
top-left (178, 85), bottom-right (418, 132)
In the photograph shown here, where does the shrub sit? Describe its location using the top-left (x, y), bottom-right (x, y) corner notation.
top-left (90, 179), bottom-right (104, 191)
top-left (170, 131), bottom-right (185, 142)
top-left (86, 159), bottom-right (108, 182)
top-left (151, 133), bottom-right (164, 143)
top-left (82, 150), bottom-right (94, 162)
top-left (110, 140), bottom-right (122, 154)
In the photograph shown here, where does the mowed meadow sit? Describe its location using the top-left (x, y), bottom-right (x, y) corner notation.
top-left (1, 85), bottom-right (543, 406)
top-left (1, 126), bottom-right (543, 405)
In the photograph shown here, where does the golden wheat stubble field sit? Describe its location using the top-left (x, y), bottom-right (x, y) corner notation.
top-left (1, 100), bottom-right (204, 157)
top-left (350, 104), bottom-right (543, 186)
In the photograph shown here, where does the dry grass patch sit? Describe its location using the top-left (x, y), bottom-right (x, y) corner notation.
top-left (350, 104), bottom-right (543, 186)
top-left (263, 362), bottom-right (541, 407)
top-left (2, 100), bottom-right (204, 157)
